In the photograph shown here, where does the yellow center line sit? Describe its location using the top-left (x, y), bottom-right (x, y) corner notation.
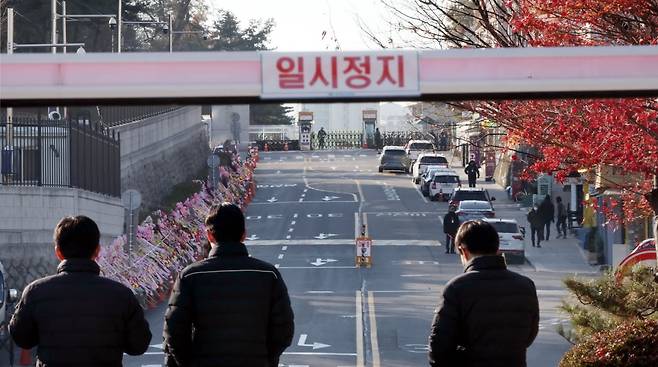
top-left (368, 291), bottom-right (381, 367)
top-left (356, 290), bottom-right (365, 367)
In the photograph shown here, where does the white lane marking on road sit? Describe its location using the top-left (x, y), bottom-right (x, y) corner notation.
top-left (303, 188), bottom-right (308, 193)
top-left (303, 176), bottom-right (359, 202)
top-left (379, 181), bottom-right (400, 201)
top-left (360, 154), bottom-right (368, 157)
top-left (282, 246), bottom-right (288, 251)
top-left (291, 221), bottom-right (296, 225)
top-left (278, 254), bottom-right (285, 259)
top-left (278, 265), bottom-right (357, 269)
top-left (267, 197), bottom-right (278, 203)
top-left (306, 290), bottom-right (335, 294)
top-left (313, 233), bottom-right (338, 239)
top-left (301, 194), bottom-right (306, 198)
top-left (354, 212), bottom-right (360, 238)
top-left (286, 235), bottom-right (292, 239)
top-left (298, 198), bottom-right (303, 202)
top-left (246, 240), bottom-right (440, 246)
top-left (356, 290), bottom-right (365, 367)
top-left (275, 264), bottom-right (280, 268)
top-left (400, 274), bottom-right (436, 277)
top-left (150, 344), bottom-right (164, 349)
top-left (412, 181), bottom-right (429, 203)
top-left (288, 228), bottom-right (295, 232)
top-left (245, 235), bottom-right (259, 241)
top-left (310, 258), bottom-right (338, 266)
top-left (282, 352), bottom-right (357, 356)
top-left (297, 334), bottom-right (331, 350)
top-left (293, 213), bottom-right (299, 218)
top-left (322, 195), bottom-right (340, 201)
top-left (368, 292), bottom-right (381, 367)
top-left (141, 365), bottom-right (162, 367)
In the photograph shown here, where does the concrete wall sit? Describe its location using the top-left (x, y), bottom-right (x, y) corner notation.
top-left (112, 106), bottom-right (210, 214)
top-left (0, 186), bottom-right (123, 289)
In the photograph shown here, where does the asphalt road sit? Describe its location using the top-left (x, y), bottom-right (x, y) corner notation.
top-left (0, 149), bottom-right (574, 367)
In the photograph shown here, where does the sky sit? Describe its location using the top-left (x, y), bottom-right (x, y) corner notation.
top-left (208, 0), bottom-right (396, 51)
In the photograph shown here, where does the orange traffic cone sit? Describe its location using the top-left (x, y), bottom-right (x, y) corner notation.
top-left (19, 348), bottom-right (32, 366)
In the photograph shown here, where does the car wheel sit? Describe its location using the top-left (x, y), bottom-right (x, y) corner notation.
top-left (378, 167), bottom-right (383, 173)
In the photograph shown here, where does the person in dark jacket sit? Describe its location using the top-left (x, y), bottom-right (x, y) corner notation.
top-left (464, 160), bottom-right (480, 188)
top-left (9, 216), bottom-right (152, 367)
top-left (539, 195), bottom-right (555, 241)
top-left (374, 128), bottom-right (383, 153)
top-left (555, 196), bottom-right (568, 238)
top-left (443, 206), bottom-right (460, 254)
top-left (317, 127), bottom-right (327, 149)
top-left (527, 205), bottom-right (544, 247)
top-left (164, 203), bottom-right (294, 367)
top-left (429, 220), bottom-right (539, 367)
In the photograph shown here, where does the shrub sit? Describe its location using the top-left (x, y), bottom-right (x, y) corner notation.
top-left (559, 318), bottom-right (658, 367)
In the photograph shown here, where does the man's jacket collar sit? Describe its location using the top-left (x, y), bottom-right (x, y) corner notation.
top-left (464, 254), bottom-right (507, 273)
top-left (209, 242), bottom-right (249, 258)
top-left (57, 258), bottom-right (101, 275)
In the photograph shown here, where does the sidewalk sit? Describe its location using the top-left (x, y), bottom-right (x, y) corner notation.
top-left (447, 153), bottom-right (599, 274)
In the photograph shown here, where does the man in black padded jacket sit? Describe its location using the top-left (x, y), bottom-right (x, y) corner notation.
top-left (429, 220), bottom-right (539, 367)
top-left (164, 202), bottom-right (294, 367)
top-left (10, 216), bottom-right (152, 367)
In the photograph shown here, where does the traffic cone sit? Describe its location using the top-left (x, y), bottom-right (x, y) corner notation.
top-left (19, 348), bottom-right (32, 366)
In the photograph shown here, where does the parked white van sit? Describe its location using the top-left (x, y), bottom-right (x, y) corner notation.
top-left (428, 169), bottom-right (461, 201)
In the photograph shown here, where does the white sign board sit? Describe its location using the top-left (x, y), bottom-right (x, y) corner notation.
top-left (261, 51), bottom-right (420, 99)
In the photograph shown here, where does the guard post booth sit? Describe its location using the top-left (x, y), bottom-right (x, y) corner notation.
top-left (298, 111), bottom-right (313, 151)
top-left (362, 109), bottom-right (377, 149)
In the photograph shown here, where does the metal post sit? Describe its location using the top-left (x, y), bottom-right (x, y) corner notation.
top-left (6, 9), bottom-right (14, 148)
top-left (117, 0), bottom-right (122, 53)
top-left (51, 0), bottom-right (57, 53)
top-left (62, 1), bottom-right (67, 53)
top-left (169, 14), bottom-right (173, 53)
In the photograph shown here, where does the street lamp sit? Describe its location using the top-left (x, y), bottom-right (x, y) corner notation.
top-left (108, 17), bottom-right (117, 30)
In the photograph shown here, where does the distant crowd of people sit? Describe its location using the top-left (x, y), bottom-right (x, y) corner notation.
top-left (527, 195), bottom-right (568, 247)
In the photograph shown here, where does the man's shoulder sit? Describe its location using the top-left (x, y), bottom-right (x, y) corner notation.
top-left (180, 256), bottom-right (280, 278)
top-left (24, 273), bottom-right (136, 300)
top-left (446, 268), bottom-right (536, 291)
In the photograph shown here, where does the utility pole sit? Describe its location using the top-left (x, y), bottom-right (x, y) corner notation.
top-left (169, 14), bottom-right (173, 53)
top-left (6, 8), bottom-right (14, 149)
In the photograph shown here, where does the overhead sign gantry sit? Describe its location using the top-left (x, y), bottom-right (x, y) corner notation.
top-left (1, 46), bottom-right (657, 106)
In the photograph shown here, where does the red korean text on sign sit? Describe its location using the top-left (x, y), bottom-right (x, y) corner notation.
top-left (376, 55), bottom-right (405, 87)
top-left (276, 57), bottom-right (304, 89)
top-left (309, 56), bottom-right (338, 88)
top-left (343, 56), bottom-right (372, 89)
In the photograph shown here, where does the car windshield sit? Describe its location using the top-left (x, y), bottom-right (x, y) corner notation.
top-left (420, 156), bottom-right (447, 164)
top-left (460, 201), bottom-right (493, 210)
top-left (490, 222), bottom-right (519, 233)
top-left (453, 191), bottom-right (488, 201)
top-left (434, 175), bottom-right (459, 183)
top-left (410, 143), bottom-right (434, 150)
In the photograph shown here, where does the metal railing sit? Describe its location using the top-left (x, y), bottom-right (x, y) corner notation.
top-left (97, 105), bottom-right (182, 127)
top-left (1, 117), bottom-right (120, 197)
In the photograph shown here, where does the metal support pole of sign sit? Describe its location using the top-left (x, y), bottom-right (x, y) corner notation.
top-left (117, 0), bottom-right (122, 53)
top-left (168, 14), bottom-right (173, 53)
top-left (51, 0), bottom-right (57, 53)
top-left (62, 1), bottom-right (67, 53)
top-left (6, 9), bottom-right (14, 150)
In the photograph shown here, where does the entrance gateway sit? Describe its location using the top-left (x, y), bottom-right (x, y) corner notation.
top-left (1, 46), bottom-right (657, 106)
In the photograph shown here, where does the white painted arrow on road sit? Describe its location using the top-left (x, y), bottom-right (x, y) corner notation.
top-left (150, 343), bottom-right (164, 350)
top-left (322, 196), bottom-right (340, 201)
top-left (245, 235), bottom-right (259, 241)
top-left (267, 197), bottom-right (278, 203)
top-left (313, 233), bottom-right (338, 240)
top-left (310, 258), bottom-right (338, 266)
top-left (297, 334), bottom-right (331, 350)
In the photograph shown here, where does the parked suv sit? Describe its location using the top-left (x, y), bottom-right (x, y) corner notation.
top-left (448, 187), bottom-right (495, 209)
top-left (411, 153), bottom-right (449, 183)
top-left (404, 140), bottom-right (436, 162)
top-left (483, 218), bottom-right (526, 263)
top-left (428, 170), bottom-right (461, 201)
top-left (378, 146), bottom-right (407, 173)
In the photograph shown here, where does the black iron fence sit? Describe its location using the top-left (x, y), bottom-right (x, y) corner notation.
top-left (1, 117), bottom-right (120, 197)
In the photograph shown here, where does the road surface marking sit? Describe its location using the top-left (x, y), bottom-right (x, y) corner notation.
top-left (291, 221), bottom-right (296, 225)
top-left (282, 352), bottom-right (357, 356)
top-left (354, 212), bottom-right (360, 238)
top-left (252, 200), bottom-right (357, 205)
top-left (282, 246), bottom-right (288, 251)
top-left (356, 290), bottom-right (365, 367)
top-left (413, 181), bottom-right (429, 203)
top-left (246, 240), bottom-right (440, 246)
top-left (286, 235), bottom-right (291, 239)
top-left (297, 334), bottom-right (331, 350)
top-left (293, 213), bottom-right (298, 218)
top-left (368, 292), bottom-right (381, 367)
top-left (288, 228), bottom-right (295, 232)
top-left (275, 264), bottom-right (280, 268)
top-left (278, 266), bottom-right (357, 269)
top-left (301, 194), bottom-right (306, 198)
top-left (400, 274), bottom-right (436, 277)
top-left (298, 199), bottom-right (303, 202)
top-left (278, 254), bottom-right (285, 259)
top-left (306, 291), bottom-right (335, 294)
top-left (303, 188), bottom-right (308, 193)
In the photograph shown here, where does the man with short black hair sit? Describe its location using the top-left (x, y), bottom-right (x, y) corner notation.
top-left (164, 202), bottom-right (294, 367)
top-left (10, 216), bottom-right (152, 366)
top-left (429, 220), bottom-right (539, 367)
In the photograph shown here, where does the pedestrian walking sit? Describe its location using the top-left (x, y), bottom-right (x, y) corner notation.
top-left (10, 216), bottom-right (152, 366)
top-left (464, 160), bottom-right (480, 188)
top-left (374, 128), bottom-right (383, 153)
top-left (555, 196), bottom-right (568, 238)
top-left (443, 207), bottom-right (460, 254)
top-left (539, 195), bottom-right (555, 241)
top-left (317, 127), bottom-right (327, 150)
top-left (428, 220), bottom-right (539, 367)
top-left (164, 203), bottom-right (294, 367)
top-left (527, 206), bottom-right (544, 247)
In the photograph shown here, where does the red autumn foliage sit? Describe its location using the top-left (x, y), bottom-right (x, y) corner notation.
top-left (468, 0), bottom-right (658, 221)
